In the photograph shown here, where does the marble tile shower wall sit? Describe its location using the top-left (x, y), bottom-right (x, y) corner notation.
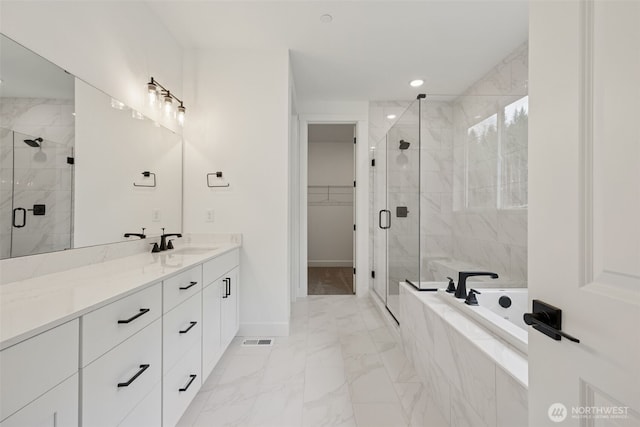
top-left (420, 102), bottom-right (454, 281)
top-left (449, 43), bottom-right (528, 285)
top-left (0, 98), bottom-right (75, 258)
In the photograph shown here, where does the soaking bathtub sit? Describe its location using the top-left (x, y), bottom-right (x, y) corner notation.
top-left (437, 287), bottom-right (529, 354)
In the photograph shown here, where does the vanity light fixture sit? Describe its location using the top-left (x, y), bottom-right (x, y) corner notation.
top-left (146, 77), bottom-right (186, 126)
top-left (409, 79), bottom-right (424, 88)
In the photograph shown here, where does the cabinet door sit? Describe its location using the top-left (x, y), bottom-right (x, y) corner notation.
top-left (202, 279), bottom-right (222, 379)
top-left (221, 267), bottom-right (239, 348)
top-left (0, 374), bottom-right (78, 427)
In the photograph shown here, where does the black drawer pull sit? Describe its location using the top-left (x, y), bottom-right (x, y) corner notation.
top-left (179, 321), bottom-right (198, 334)
top-left (117, 364), bottom-right (150, 387)
top-left (117, 308), bottom-right (150, 324)
top-left (179, 374), bottom-right (197, 392)
top-left (225, 278), bottom-right (231, 297)
top-left (179, 281), bottom-right (198, 290)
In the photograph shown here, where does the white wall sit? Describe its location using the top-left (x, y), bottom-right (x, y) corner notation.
top-left (308, 141), bottom-right (354, 266)
top-left (182, 48), bottom-right (291, 336)
top-left (0, 1), bottom-right (184, 134)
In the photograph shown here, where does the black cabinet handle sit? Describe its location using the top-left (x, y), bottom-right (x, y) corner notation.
top-left (225, 278), bottom-right (231, 297)
top-left (179, 321), bottom-right (197, 334)
top-left (117, 364), bottom-right (150, 387)
top-left (179, 281), bottom-right (198, 290)
top-left (12, 208), bottom-right (26, 228)
top-left (117, 308), bottom-right (150, 324)
top-left (222, 278), bottom-right (229, 298)
top-left (179, 374), bottom-right (197, 392)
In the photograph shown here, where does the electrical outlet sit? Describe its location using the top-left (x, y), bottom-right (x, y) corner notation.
top-left (152, 209), bottom-right (161, 222)
top-left (205, 209), bottom-right (215, 223)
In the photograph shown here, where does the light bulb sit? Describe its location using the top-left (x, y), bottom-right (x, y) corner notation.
top-left (163, 93), bottom-right (173, 116)
top-left (147, 82), bottom-right (158, 106)
top-left (409, 79), bottom-right (424, 88)
top-left (386, 114), bottom-right (397, 120)
top-left (176, 104), bottom-right (186, 126)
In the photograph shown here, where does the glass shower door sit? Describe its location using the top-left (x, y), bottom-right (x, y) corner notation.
top-left (385, 99), bottom-right (421, 322)
top-left (1, 129), bottom-right (74, 258)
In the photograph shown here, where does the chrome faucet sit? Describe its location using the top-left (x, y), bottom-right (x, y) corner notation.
top-left (454, 271), bottom-right (499, 299)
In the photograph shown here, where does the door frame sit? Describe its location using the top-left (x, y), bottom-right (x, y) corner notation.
top-left (299, 113), bottom-right (369, 298)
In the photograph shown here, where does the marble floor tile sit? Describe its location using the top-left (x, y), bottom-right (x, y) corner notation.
top-left (178, 295), bottom-right (447, 427)
top-left (352, 402), bottom-right (408, 427)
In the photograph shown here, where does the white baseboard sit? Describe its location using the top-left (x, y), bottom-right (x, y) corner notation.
top-left (238, 322), bottom-right (290, 337)
top-left (308, 260), bottom-right (353, 267)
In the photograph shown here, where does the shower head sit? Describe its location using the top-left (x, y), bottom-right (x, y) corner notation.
top-left (23, 137), bottom-right (43, 148)
top-left (399, 139), bottom-right (410, 150)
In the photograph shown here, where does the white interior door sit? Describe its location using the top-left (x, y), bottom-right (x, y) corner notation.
top-left (529, 1), bottom-right (640, 426)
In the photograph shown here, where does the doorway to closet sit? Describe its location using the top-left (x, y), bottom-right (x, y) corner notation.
top-left (307, 123), bottom-right (356, 295)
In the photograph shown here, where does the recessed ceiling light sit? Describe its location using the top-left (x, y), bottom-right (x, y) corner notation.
top-left (409, 79), bottom-right (424, 88)
top-left (386, 114), bottom-right (397, 120)
top-left (320, 14), bottom-right (333, 23)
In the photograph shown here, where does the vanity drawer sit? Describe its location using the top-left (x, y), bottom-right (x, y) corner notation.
top-left (163, 292), bottom-right (202, 374)
top-left (163, 342), bottom-right (202, 427)
top-left (0, 373), bottom-right (78, 427)
top-left (82, 283), bottom-right (161, 366)
top-left (203, 249), bottom-right (239, 286)
top-left (163, 266), bottom-right (202, 313)
top-left (0, 319), bottom-right (78, 422)
top-left (82, 319), bottom-right (161, 427)
top-left (119, 382), bottom-right (161, 427)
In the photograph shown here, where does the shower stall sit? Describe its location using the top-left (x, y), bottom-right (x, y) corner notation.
top-left (370, 91), bottom-right (529, 322)
top-left (0, 128), bottom-right (74, 258)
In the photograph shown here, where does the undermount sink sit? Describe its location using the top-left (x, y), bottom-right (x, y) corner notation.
top-left (172, 247), bottom-right (218, 255)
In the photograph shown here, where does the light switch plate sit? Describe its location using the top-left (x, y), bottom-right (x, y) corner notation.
top-left (205, 209), bottom-right (215, 223)
top-left (152, 209), bottom-right (161, 222)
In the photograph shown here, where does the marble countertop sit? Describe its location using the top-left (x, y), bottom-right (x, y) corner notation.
top-left (0, 242), bottom-right (240, 351)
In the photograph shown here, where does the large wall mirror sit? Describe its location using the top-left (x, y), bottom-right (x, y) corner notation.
top-left (0, 34), bottom-right (182, 259)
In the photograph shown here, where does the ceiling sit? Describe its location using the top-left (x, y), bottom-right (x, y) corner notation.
top-left (0, 34), bottom-right (74, 100)
top-left (149, 1), bottom-right (528, 103)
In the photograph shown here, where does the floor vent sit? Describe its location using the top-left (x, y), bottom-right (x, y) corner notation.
top-left (242, 338), bottom-right (274, 346)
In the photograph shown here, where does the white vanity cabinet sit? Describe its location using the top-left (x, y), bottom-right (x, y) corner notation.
top-left (221, 267), bottom-right (240, 349)
top-left (81, 283), bottom-right (163, 427)
top-left (0, 320), bottom-right (79, 426)
top-left (0, 246), bottom-right (241, 427)
top-left (162, 267), bottom-right (203, 427)
top-left (202, 250), bottom-right (240, 379)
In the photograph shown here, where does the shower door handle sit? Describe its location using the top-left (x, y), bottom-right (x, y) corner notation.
top-left (12, 208), bottom-right (26, 228)
top-left (378, 210), bottom-right (391, 229)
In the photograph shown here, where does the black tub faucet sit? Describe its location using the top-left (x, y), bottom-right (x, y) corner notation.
top-left (454, 271), bottom-right (499, 299)
top-left (160, 228), bottom-right (182, 251)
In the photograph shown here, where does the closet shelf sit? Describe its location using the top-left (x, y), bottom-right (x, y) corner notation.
top-left (308, 185), bottom-right (353, 206)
